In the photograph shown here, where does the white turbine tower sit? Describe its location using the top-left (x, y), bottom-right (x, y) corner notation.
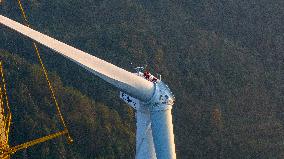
top-left (0, 15), bottom-right (176, 159)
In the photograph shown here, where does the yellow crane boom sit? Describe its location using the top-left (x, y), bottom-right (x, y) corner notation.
top-left (0, 61), bottom-right (11, 159)
top-left (0, 61), bottom-right (72, 158)
top-left (2, 130), bottom-right (68, 158)
top-left (0, 0), bottom-right (73, 158)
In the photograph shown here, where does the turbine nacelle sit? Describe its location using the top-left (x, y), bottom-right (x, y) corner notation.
top-left (120, 71), bottom-right (174, 111)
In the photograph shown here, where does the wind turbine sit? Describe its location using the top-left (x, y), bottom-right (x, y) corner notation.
top-left (0, 15), bottom-right (176, 159)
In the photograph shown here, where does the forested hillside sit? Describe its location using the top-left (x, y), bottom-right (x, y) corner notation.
top-left (0, 50), bottom-right (135, 158)
top-left (0, 0), bottom-right (283, 158)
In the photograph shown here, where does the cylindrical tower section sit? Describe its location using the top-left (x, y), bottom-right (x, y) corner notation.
top-left (150, 109), bottom-right (175, 159)
top-left (145, 81), bottom-right (176, 159)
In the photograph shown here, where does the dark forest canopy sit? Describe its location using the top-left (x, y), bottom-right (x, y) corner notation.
top-left (0, 0), bottom-right (283, 158)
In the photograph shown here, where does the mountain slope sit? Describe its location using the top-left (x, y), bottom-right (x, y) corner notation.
top-left (0, 50), bottom-right (135, 158)
top-left (0, 0), bottom-right (283, 158)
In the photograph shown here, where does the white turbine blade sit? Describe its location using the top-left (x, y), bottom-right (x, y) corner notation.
top-left (136, 111), bottom-right (156, 159)
top-left (0, 15), bottom-right (154, 101)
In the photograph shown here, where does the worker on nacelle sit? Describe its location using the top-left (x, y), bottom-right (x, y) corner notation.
top-left (143, 71), bottom-right (158, 83)
top-left (134, 66), bottom-right (158, 83)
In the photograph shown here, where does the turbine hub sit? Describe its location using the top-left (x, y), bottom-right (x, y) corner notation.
top-left (143, 81), bottom-right (175, 112)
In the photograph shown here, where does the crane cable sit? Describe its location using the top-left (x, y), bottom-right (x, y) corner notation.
top-left (16, 0), bottom-right (73, 144)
